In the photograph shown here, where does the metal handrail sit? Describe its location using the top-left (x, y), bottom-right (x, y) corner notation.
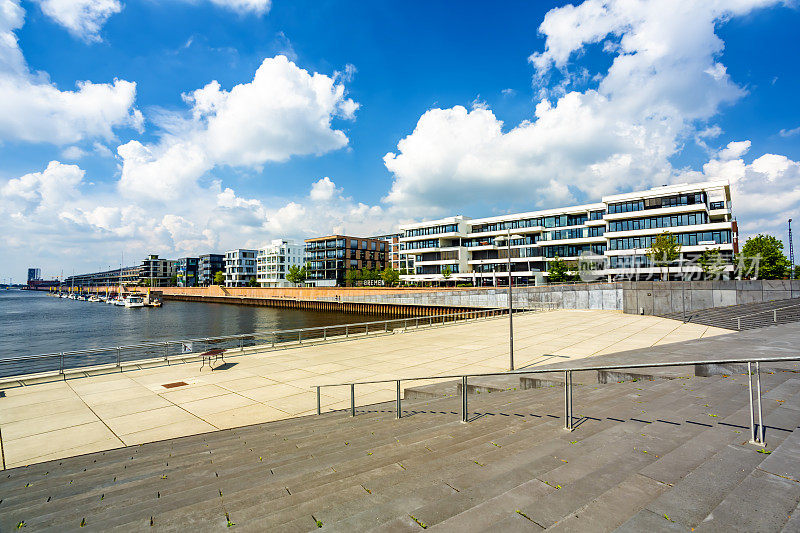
top-left (312, 356), bottom-right (799, 388)
top-left (313, 355), bottom-right (800, 447)
top-left (734, 301), bottom-right (800, 330)
top-left (0, 306), bottom-right (549, 379)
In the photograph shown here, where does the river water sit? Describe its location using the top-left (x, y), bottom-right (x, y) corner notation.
top-left (0, 290), bottom-right (385, 360)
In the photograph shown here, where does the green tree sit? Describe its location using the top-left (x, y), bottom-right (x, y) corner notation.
top-left (170, 273), bottom-right (178, 286)
top-left (285, 265), bottom-right (307, 286)
top-left (381, 267), bottom-right (400, 286)
top-left (248, 277), bottom-right (258, 287)
top-left (345, 269), bottom-right (362, 286)
top-left (213, 271), bottom-right (225, 285)
top-left (647, 231), bottom-right (681, 281)
top-left (738, 234), bottom-right (789, 280)
top-left (698, 248), bottom-right (725, 280)
top-left (547, 256), bottom-right (572, 283)
top-left (441, 266), bottom-right (452, 286)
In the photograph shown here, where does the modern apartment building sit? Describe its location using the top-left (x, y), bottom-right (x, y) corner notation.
top-left (372, 233), bottom-right (415, 274)
top-left (140, 255), bottom-right (177, 286)
top-left (27, 268), bottom-right (41, 282)
top-left (399, 181), bottom-right (736, 284)
top-left (224, 249), bottom-right (258, 286)
top-left (64, 266), bottom-right (142, 287)
top-left (176, 257), bottom-right (199, 287)
top-left (304, 235), bottom-right (388, 286)
top-left (198, 254), bottom-right (224, 286)
top-left (256, 239), bottom-right (304, 287)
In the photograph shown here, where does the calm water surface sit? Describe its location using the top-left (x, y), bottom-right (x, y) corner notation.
top-left (0, 290), bottom-right (386, 359)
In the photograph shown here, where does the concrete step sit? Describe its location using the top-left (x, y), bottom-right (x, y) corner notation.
top-left (2, 369), bottom-right (798, 531)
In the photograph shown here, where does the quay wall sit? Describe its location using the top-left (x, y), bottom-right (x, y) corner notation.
top-left (88, 280), bottom-right (800, 316)
top-left (127, 284), bottom-right (625, 313)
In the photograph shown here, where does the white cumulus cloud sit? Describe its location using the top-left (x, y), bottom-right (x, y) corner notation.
top-left (384, 0), bottom-right (783, 218)
top-left (0, 0), bottom-right (141, 144)
top-left (206, 0), bottom-right (271, 15)
top-left (33, 0), bottom-right (270, 42)
top-left (309, 176), bottom-right (338, 202)
top-left (34, 0), bottom-right (122, 42)
top-left (0, 163), bottom-right (394, 277)
top-left (683, 141), bottom-right (800, 241)
top-left (118, 55), bottom-right (358, 200)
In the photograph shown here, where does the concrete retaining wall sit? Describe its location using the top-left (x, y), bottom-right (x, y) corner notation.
top-left (328, 283), bottom-right (624, 311)
top-left (125, 280), bottom-right (799, 316)
top-left (620, 280), bottom-right (800, 315)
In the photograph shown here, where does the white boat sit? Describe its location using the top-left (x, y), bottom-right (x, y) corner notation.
top-left (123, 296), bottom-right (145, 308)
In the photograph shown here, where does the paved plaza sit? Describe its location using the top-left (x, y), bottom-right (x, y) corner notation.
top-left (0, 310), bottom-right (728, 469)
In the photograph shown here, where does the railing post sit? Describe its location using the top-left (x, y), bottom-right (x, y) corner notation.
top-left (385, 321), bottom-right (388, 333)
top-left (299, 330), bottom-right (302, 344)
top-left (737, 317), bottom-right (742, 330)
top-left (416, 317), bottom-right (419, 329)
top-left (747, 362), bottom-right (766, 446)
top-left (116, 347), bottom-right (121, 368)
top-left (60, 352), bottom-right (64, 375)
top-left (396, 380), bottom-right (402, 419)
top-left (239, 337), bottom-right (243, 350)
top-left (164, 342), bottom-right (169, 361)
top-left (461, 376), bottom-right (468, 423)
top-left (564, 370), bottom-right (573, 431)
top-left (323, 327), bottom-right (327, 341)
top-left (316, 386), bottom-right (321, 415)
top-left (569, 370), bottom-right (575, 431)
top-left (345, 324), bottom-right (349, 337)
top-left (404, 319), bottom-right (408, 332)
top-left (756, 362), bottom-right (765, 445)
top-left (748, 362), bottom-right (755, 442)
top-left (350, 384), bottom-right (356, 417)
top-left (365, 323), bottom-right (369, 336)
top-left (271, 332), bottom-right (275, 348)
top-left (774, 310), bottom-right (777, 323)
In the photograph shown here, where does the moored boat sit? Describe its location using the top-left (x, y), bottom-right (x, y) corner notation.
top-left (123, 295), bottom-right (145, 308)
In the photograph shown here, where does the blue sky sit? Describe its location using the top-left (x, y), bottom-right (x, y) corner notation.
top-left (1, 0), bottom-right (799, 281)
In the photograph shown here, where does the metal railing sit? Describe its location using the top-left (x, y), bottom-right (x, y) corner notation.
top-left (734, 301), bottom-right (800, 330)
top-left (0, 307), bottom-right (552, 381)
top-left (313, 356), bottom-right (800, 446)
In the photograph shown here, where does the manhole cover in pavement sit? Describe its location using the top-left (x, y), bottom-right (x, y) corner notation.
top-left (162, 381), bottom-right (189, 389)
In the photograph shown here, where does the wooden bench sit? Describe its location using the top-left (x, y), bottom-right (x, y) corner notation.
top-left (200, 348), bottom-right (226, 371)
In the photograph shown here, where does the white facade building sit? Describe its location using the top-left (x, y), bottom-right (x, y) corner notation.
top-left (256, 239), bottom-right (304, 287)
top-left (399, 181), bottom-right (736, 284)
top-left (224, 249), bottom-right (258, 287)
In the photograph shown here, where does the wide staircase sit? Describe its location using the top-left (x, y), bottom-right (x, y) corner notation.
top-left (661, 297), bottom-right (800, 331)
top-left (2, 365), bottom-right (800, 531)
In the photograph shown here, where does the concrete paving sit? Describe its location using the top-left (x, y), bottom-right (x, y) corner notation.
top-left (0, 310), bottom-right (727, 469)
top-left (1, 367), bottom-right (799, 531)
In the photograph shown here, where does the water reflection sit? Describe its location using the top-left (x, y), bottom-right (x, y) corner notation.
top-left (0, 290), bottom-right (387, 358)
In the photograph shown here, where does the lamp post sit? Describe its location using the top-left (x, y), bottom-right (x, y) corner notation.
top-left (495, 230), bottom-right (524, 371)
top-left (790, 219), bottom-right (795, 298)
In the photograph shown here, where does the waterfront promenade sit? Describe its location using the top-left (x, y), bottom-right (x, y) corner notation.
top-left (0, 310), bottom-right (728, 469)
